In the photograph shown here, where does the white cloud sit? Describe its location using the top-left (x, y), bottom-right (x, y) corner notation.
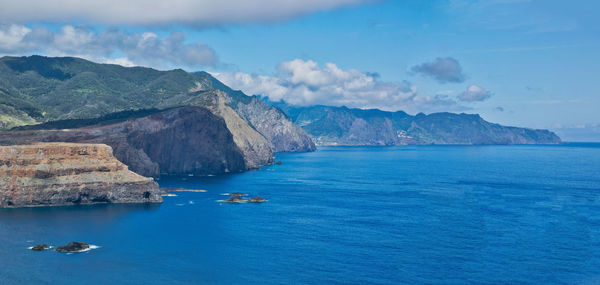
top-left (104, 57), bottom-right (136, 67)
top-left (458, 85), bottom-right (493, 102)
top-left (213, 59), bottom-right (466, 113)
top-left (0, 0), bottom-right (371, 26)
top-left (0, 24), bottom-right (32, 51)
top-left (0, 24), bottom-right (216, 69)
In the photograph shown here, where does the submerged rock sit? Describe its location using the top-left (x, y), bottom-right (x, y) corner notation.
top-left (219, 193), bottom-right (267, 203)
top-left (55, 242), bottom-right (90, 253)
top-left (219, 196), bottom-right (247, 203)
top-left (30, 244), bottom-right (51, 251)
top-left (246, 196), bottom-right (268, 203)
top-left (161, 188), bottom-right (207, 193)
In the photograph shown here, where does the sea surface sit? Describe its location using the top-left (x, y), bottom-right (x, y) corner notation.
top-left (1, 144), bottom-right (600, 284)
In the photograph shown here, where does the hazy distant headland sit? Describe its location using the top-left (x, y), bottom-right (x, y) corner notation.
top-left (272, 103), bottom-right (561, 146)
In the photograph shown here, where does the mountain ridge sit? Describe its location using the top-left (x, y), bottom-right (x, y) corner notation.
top-left (0, 55), bottom-right (316, 153)
top-left (270, 102), bottom-right (561, 145)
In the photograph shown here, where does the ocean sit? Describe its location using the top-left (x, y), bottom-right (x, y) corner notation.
top-left (1, 144), bottom-right (600, 284)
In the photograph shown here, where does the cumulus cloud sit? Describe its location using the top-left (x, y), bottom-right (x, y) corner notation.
top-left (0, 0), bottom-right (370, 26)
top-left (458, 85), bottom-right (493, 102)
top-left (213, 59), bottom-right (466, 113)
top-left (411, 57), bottom-right (466, 83)
top-left (0, 24), bottom-right (216, 69)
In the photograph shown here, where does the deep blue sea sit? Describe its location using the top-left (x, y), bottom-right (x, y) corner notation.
top-left (1, 144), bottom-right (600, 284)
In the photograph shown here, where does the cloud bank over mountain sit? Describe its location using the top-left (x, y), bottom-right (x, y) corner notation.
top-left (0, 24), bottom-right (216, 69)
top-left (0, 0), bottom-right (371, 26)
top-left (213, 59), bottom-right (470, 113)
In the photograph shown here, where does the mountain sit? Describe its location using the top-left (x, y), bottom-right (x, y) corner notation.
top-left (272, 103), bottom-right (562, 145)
top-left (0, 55), bottom-right (315, 153)
top-left (197, 72), bottom-right (316, 152)
top-left (0, 107), bottom-right (266, 177)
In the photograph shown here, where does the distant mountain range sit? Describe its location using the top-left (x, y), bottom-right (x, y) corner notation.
top-left (0, 55), bottom-right (561, 177)
top-left (271, 103), bottom-right (561, 145)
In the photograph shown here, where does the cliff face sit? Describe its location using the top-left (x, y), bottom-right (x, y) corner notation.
top-left (0, 107), bottom-right (265, 177)
top-left (408, 113), bottom-right (561, 145)
top-left (199, 73), bottom-right (316, 152)
top-left (202, 91), bottom-right (274, 168)
top-left (275, 104), bottom-right (562, 145)
top-left (0, 143), bottom-right (161, 208)
top-left (232, 97), bottom-right (317, 152)
top-left (0, 56), bottom-right (315, 154)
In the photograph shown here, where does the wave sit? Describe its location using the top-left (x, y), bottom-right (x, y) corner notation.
top-left (79, 245), bottom-right (100, 252)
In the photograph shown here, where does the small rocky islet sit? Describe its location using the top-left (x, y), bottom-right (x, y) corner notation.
top-left (219, 193), bottom-right (267, 203)
top-left (30, 241), bottom-right (93, 253)
top-left (55, 242), bottom-right (91, 253)
top-left (30, 244), bottom-right (51, 251)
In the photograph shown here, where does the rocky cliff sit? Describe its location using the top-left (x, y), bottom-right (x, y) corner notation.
top-left (199, 72), bottom-right (316, 152)
top-left (0, 107), bottom-right (270, 177)
top-left (0, 143), bottom-right (161, 207)
top-left (274, 104), bottom-right (562, 145)
top-left (0, 55), bottom-right (315, 153)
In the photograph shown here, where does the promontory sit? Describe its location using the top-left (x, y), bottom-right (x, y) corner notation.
top-left (0, 143), bottom-right (162, 207)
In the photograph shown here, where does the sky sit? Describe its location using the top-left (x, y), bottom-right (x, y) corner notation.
top-left (0, 0), bottom-right (598, 141)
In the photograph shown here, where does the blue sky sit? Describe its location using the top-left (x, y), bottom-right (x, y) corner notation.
top-left (0, 0), bottom-right (598, 140)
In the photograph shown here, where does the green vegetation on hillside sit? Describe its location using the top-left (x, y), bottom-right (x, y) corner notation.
top-left (0, 55), bottom-right (216, 128)
top-left (272, 103), bottom-right (562, 145)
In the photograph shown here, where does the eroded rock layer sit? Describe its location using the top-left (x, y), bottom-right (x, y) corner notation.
top-left (0, 107), bottom-right (264, 177)
top-left (0, 143), bottom-right (161, 207)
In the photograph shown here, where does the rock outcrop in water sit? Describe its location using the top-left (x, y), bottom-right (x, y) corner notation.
top-left (55, 242), bottom-right (90, 253)
top-left (0, 107), bottom-right (271, 177)
top-left (218, 193), bottom-right (267, 203)
top-left (30, 244), bottom-right (51, 251)
top-left (0, 143), bottom-right (161, 207)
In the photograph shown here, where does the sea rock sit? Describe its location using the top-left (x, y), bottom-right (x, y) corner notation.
top-left (218, 193), bottom-right (267, 203)
top-left (30, 244), bottom-right (51, 251)
top-left (219, 196), bottom-right (247, 203)
top-left (246, 196), bottom-right (267, 203)
top-left (0, 143), bottom-right (162, 207)
top-left (55, 242), bottom-right (90, 253)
